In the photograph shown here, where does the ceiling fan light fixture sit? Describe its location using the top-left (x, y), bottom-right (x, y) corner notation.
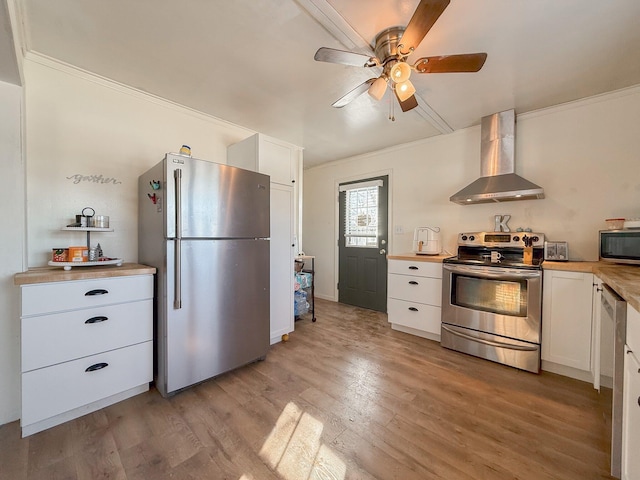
top-left (389, 61), bottom-right (411, 83)
top-left (368, 76), bottom-right (388, 100)
top-left (395, 79), bottom-right (416, 102)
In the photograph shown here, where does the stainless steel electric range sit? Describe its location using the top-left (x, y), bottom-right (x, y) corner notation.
top-left (441, 232), bottom-right (545, 373)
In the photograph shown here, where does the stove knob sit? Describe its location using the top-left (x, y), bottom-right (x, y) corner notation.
top-left (469, 235), bottom-right (475, 241)
top-left (461, 235), bottom-right (468, 241)
top-left (532, 236), bottom-right (539, 243)
top-left (513, 236), bottom-right (520, 242)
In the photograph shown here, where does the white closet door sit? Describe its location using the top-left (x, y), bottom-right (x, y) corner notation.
top-left (270, 184), bottom-right (294, 343)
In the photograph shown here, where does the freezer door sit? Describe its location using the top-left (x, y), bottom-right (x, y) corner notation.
top-left (160, 238), bottom-right (270, 396)
top-left (165, 154), bottom-right (270, 239)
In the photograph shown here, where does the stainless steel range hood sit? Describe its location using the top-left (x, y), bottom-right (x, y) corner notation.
top-left (450, 109), bottom-right (544, 205)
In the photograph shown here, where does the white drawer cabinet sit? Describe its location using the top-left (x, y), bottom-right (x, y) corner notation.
top-left (387, 258), bottom-right (443, 341)
top-left (19, 272), bottom-right (154, 437)
top-left (387, 299), bottom-right (441, 334)
top-left (21, 275), bottom-right (152, 316)
top-left (388, 275), bottom-right (441, 305)
top-left (22, 341), bottom-right (152, 427)
top-left (388, 260), bottom-right (442, 278)
top-left (22, 300), bottom-right (152, 372)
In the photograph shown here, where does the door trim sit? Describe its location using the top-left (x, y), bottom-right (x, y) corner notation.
top-left (332, 169), bottom-right (393, 302)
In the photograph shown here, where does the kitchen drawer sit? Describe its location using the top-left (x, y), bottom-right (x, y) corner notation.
top-left (21, 275), bottom-right (153, 316)
top-left (22, 300), bottom-right (153, 372)
top-left (388, 260), bottom-right (442, 278)
top-left (388, 274), bottom-right (442, 306)
top-left (388, 298), bottom-right (441, 335)
top-left (21, 341), bottom-right (152, 427)
top-left (627, 304), bottom-right (640, 354)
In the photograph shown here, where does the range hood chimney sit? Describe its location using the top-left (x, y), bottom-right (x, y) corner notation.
top-left (450, 109), bottom-right (544, 205)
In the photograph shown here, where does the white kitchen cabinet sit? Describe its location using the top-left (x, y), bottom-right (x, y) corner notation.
top-left (542, 270), bottom-right (594, 373)
top-left (18, 270), bottom-right (154, 437)
top-left (227, 133), bottom-right (299, 187)
top-left (622, 304), bottom-right (640, 480)
top-left (268, 183), bottom-right (295, 344)
top-left (387, 259), bottom-right (442, 341)
top-left (228, 133), bottom-right (302, 344)
top-left (542, 269), bottom-right (615, 387)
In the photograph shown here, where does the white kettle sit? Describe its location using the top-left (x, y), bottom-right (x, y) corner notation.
top-left (412, 227), bottom-right (442, 255)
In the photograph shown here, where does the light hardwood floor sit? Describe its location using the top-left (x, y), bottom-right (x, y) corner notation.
top-left (0, 298), bottom-right (614, 479)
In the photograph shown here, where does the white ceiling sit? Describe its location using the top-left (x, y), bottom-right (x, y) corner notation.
top-left (11, 0), bottom-right (640, 167)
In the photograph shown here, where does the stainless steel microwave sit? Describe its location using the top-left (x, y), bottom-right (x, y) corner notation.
top-left (599, 229), bottom-right (640, 265)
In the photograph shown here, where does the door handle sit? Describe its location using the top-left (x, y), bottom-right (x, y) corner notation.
top-left (174, 168), bottom-right (182, 309)
top-left (85, 316), bottom-right (108, 324)
top-left (379, 249), bottom-right (386, 255)
top-left (85, 362), bottom-right (109, 372)
top-left (85, 289), bottom-right (108, 296)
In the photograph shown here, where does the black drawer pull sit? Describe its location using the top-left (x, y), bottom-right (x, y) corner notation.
top-left (408, 281), bottom-right (419, 285)
top-left (85, 362), bottom-right (109, 372)
top-left (85, 289), bottom-right (109, 296)
top-left (408, 266), bottom-right (419, 270)
top-left (408, 307), bottom-right (419, 312)
top-left (85, 316), bottom-right (108, 324)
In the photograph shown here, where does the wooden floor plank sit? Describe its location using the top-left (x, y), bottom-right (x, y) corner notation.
top-left (1, 298), bottom-right (615, 479)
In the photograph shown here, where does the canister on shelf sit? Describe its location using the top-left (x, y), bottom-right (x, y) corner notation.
top-left (94, 215), bottom-right (109, 228)
top-left (52, 248), bottom-right (68, 262)
top-left (68, 246), bottom-right (88, 262)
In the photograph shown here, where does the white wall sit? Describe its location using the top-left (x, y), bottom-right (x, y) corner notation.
top-left (304, 87), bottom-right (640, 301)
top-left (0, 80), bottom-right (24, 424)
top-left (24, 55), bottom-right (255, 267)
top-left (0, 56), bottom-right (261, 426)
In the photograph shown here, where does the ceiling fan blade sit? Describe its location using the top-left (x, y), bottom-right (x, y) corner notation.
top-left (332, 79), bottom-right (376, 108)
top-left (394, 90), bottom-right (419, 112)
top-left (413, 53), bottom-right (488, 73)
top-left (399, 0), bottom-right (450, 54)
top-left (314, 47), bottom-right (376, 68)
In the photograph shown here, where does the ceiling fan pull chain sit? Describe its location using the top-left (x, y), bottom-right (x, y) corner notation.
top-left (389, 97), bottom-right (395, 122)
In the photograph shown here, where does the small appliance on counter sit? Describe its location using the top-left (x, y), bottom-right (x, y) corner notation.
top-left (412, 226), bottom-right (442, 255)
top-left (544, 241), bottom-right (568, 261)
top-left (600, 228), bottom-right (640, 265)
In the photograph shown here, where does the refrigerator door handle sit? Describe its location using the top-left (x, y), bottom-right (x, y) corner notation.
top-left (174, 168), bottom-right (182, 309)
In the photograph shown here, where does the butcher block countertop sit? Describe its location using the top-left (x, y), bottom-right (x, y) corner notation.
top-left (387, 253), bottom-right (453, 263)
top-left (14, 263), bottom-right (156, 286)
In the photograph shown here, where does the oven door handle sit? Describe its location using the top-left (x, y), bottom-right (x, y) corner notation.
top-left (443, 264), bottom-right (540, 279)
top-left (442, 325), bottom-right (539, 351)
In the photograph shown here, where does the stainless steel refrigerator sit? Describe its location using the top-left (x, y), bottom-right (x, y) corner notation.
top-left (138, 153), bottom-right (270, 397)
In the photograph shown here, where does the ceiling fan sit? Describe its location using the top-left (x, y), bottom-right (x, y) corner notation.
top-left (314, 0), bottom-right (487, 113)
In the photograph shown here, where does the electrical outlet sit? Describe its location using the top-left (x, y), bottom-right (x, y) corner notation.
top-left (394, 225), bottom-right (404, 235)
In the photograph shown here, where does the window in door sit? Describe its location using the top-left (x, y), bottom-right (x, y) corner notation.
top-left (341, 180), bottom-right (382, 248)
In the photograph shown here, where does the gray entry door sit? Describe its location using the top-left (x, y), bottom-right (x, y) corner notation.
top-left (338, 176), bottom-right (388, 312)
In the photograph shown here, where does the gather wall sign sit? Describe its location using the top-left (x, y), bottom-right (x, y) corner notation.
top-left (66, 174), bottom-right (123, 186)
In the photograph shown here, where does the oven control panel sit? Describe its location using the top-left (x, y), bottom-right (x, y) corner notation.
top-left (458, 232), bottom-right (545, 247)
